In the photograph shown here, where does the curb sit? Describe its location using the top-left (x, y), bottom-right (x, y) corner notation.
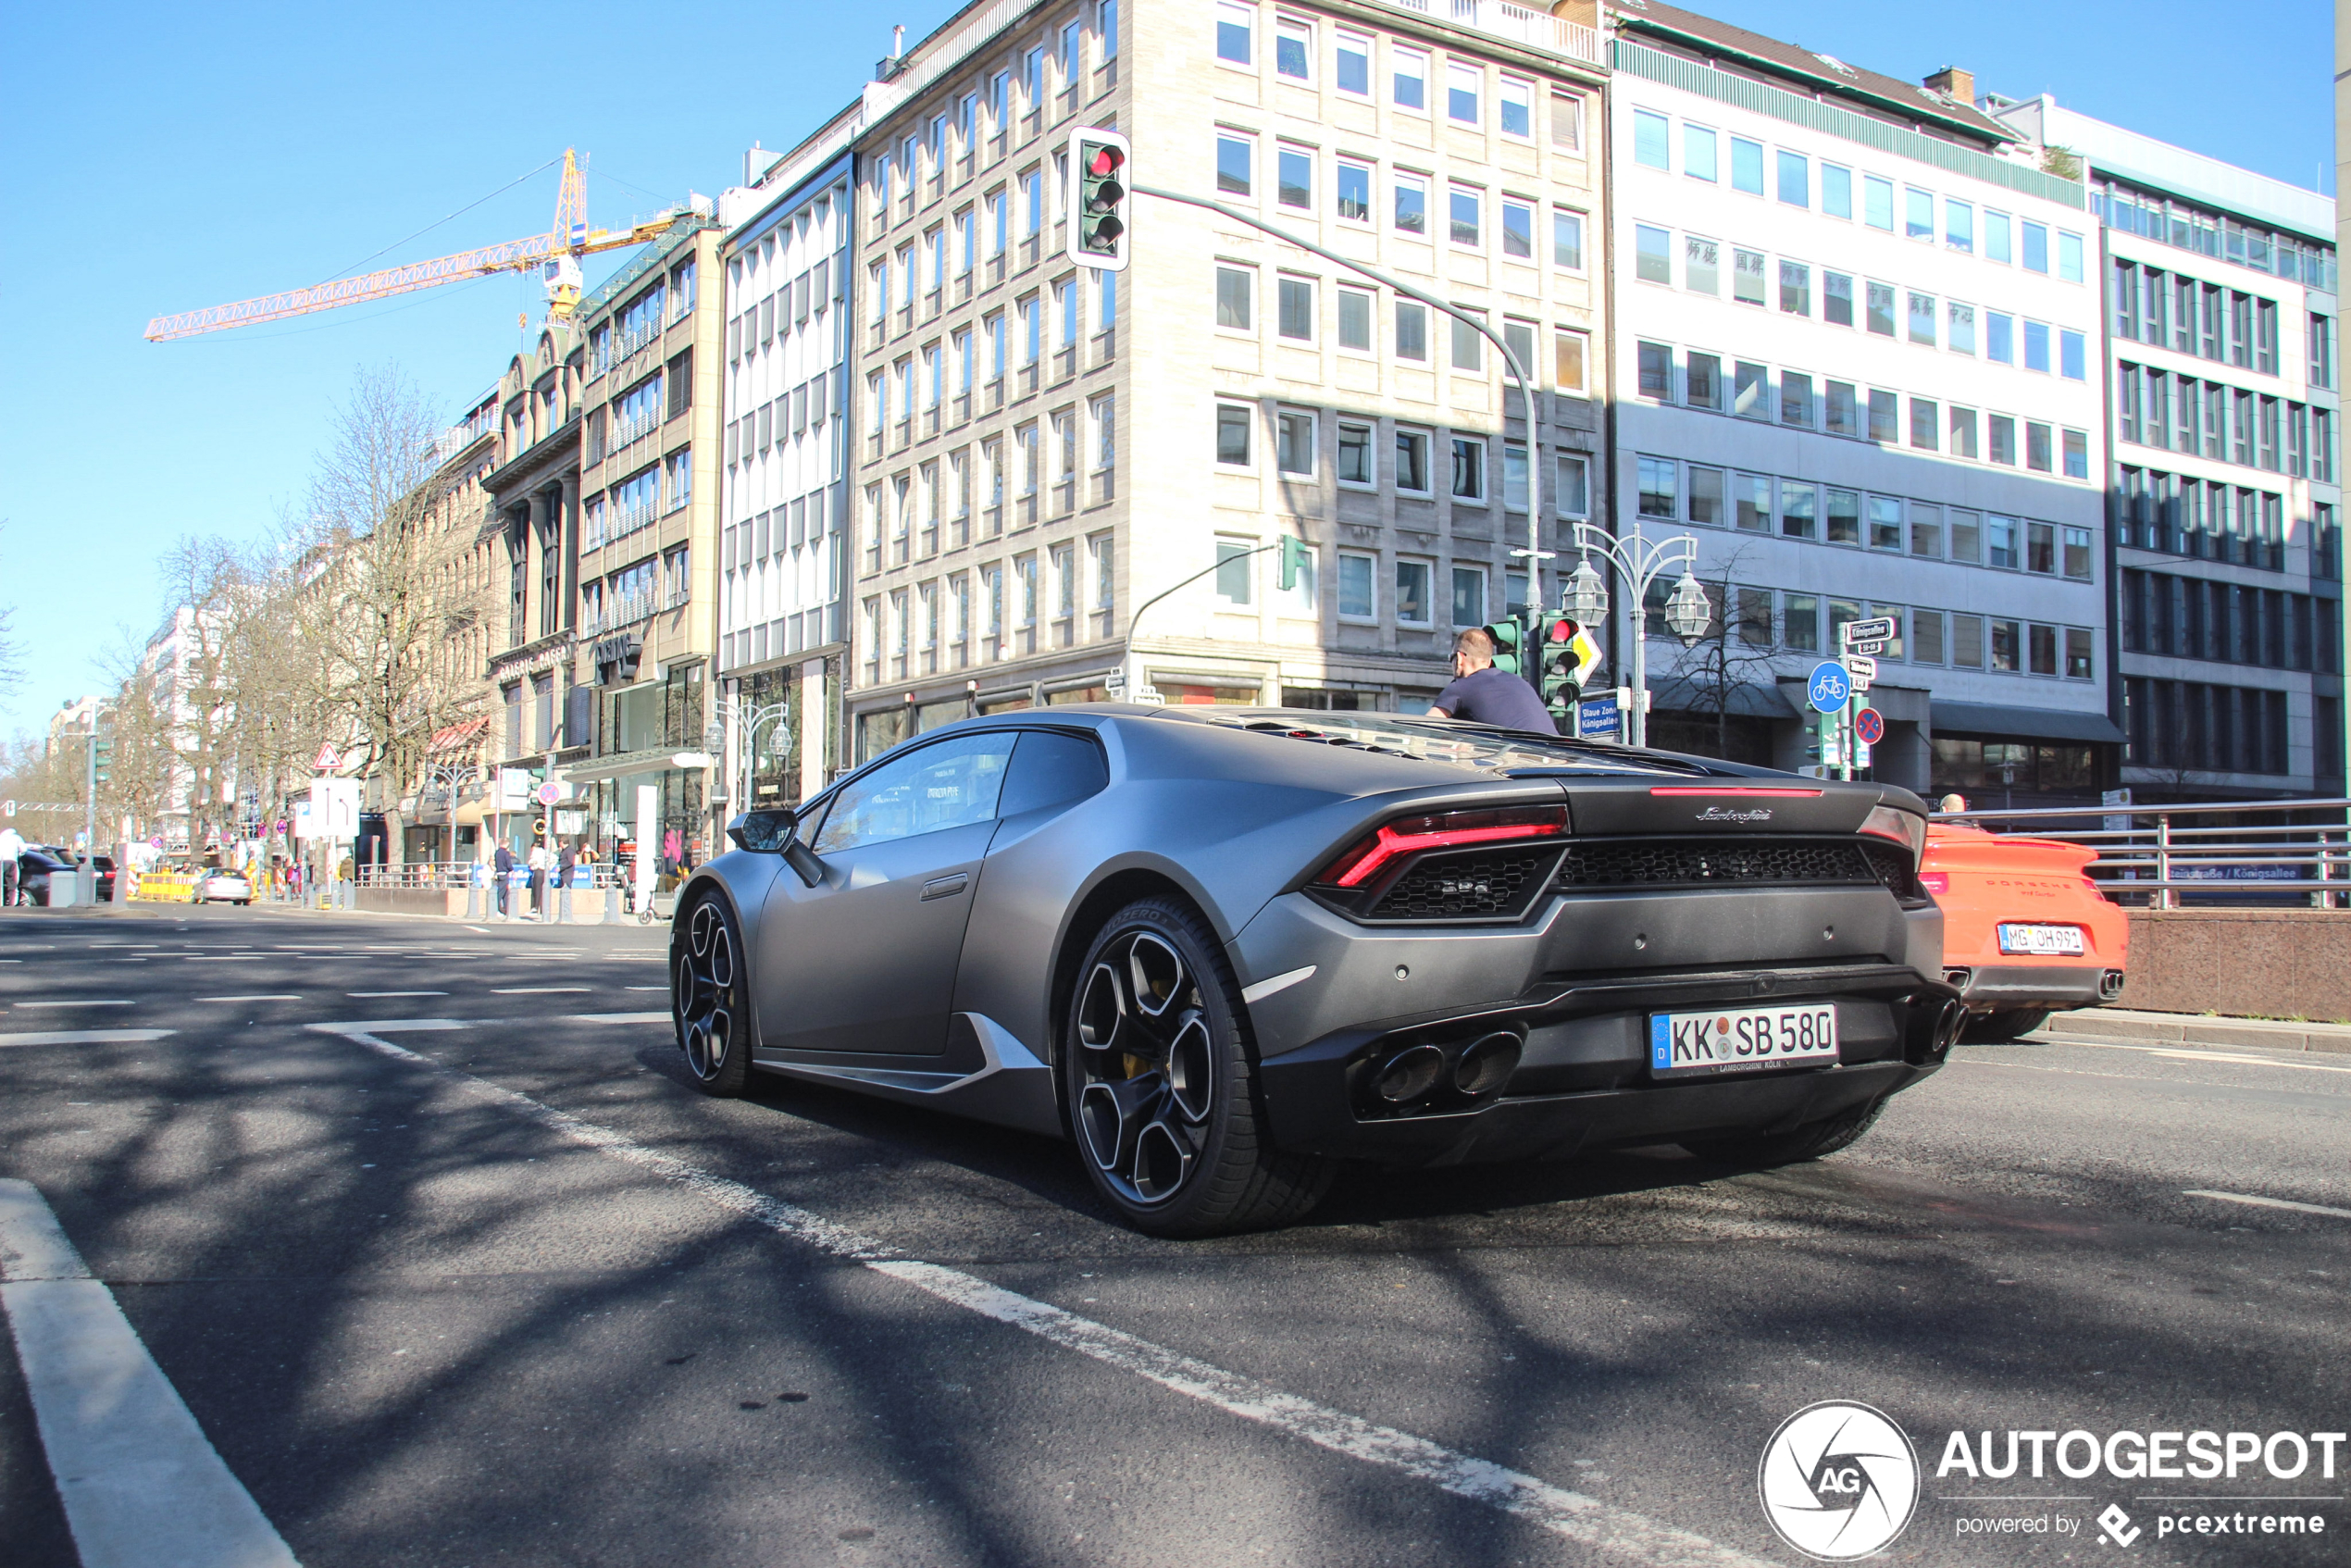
top-left (2031, 1007), bottom-right (2351, 1056)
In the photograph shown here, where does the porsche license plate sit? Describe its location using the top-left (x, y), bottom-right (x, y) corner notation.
top-left (1997, 923), bottom-right (2086, 956)
top-left (1648, 1004), bottom-right (1839, 1077)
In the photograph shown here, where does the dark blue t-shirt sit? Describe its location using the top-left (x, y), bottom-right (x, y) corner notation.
top-left (1431, 666), bottom-right (1558, 734)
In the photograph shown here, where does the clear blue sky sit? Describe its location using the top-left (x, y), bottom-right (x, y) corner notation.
top-left (0, 0), bottom-right (2327, 736)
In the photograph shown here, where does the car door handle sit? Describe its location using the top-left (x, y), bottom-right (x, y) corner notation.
top-left (920, 873), bottom-right (969, 901)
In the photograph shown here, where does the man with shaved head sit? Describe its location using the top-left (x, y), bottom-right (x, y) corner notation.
top-left (1429, 627), bottom-right (1559, 734)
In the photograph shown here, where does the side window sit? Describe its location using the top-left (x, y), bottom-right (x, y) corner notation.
top-left (996, 729), bottom-right (1110, 818)
top-left (809, 730), bottom-right (1015, 853)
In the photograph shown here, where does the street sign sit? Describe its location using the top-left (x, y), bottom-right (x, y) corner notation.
top-left (1854, 707), bottom-right (1885, 746)
top-left (1, 800), bottom-right (12, 819)
top-left (1103, 667), bottom-right (1126, 694)
top-left (1840, 616), bottom-right (1897, 648)
top-left (307, 778), bottom-right (360, 839)
top-left (1841, 654), bottom-right (1878, 682)
top-left (312, 743), bottom-right (342, 773)
top-left (1853, 740), bottom-right (1873, 769)
top-left (534, 782), bottom-right (563, 806)
top-left (1578, 696), bottom-right (1622, 738)
top-left (1806, 662), bottom-right (1852, 715)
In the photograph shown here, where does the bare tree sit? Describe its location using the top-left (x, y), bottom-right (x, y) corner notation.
top-left (1657, 553), bottom-right (1784, 760)
top-left (292, 367), bottom-right (496, 816)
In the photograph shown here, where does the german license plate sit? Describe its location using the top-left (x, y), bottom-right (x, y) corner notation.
top-left (1649, 1004), bottom-right (1839, 1076)
top-left (1997, 923), bottom-right (2086, 956)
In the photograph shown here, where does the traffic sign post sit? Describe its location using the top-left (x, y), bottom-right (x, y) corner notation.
top-left (1806, 661), bottom-right (1851, 715)
top-left (1854, 707), bottom-right (1885, 747)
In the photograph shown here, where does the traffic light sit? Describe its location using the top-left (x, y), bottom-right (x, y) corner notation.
top-left (91, 735), bottom-right (113, 784)
top-left (1485, 616), bottom-right (1530, 677)
top-left (1540, 619), bottom-right (1604, 719)
top-left (1276, 535), bottom-right (1312, 591)
top-left (1067, 128), bottom-right (1130, 271)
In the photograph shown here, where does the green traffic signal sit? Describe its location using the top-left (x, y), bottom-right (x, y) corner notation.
top-left (91, 735), bottom-right (114, 784)
top-left (1485, 616), bottom-right (1529, 677)
top-left (1276, 535), bottom-right (1312, 591)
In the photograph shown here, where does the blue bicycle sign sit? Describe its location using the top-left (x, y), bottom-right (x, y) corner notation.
top-left (1807, 661), bottom-right (1851, 714)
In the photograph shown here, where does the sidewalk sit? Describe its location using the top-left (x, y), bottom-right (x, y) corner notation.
top-left (2032, 1007), bottom-right (2351, 1056)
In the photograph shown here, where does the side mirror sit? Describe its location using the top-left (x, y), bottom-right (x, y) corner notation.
top-left (727, 808), bottom-right (798, 852)
top-left (726, 808), bottom-right (826, 888)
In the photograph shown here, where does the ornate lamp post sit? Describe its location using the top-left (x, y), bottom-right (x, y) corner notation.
top-left (1565, 522), bottom-right (1710, 748)
top-left (716, 697), bottom-right (793, 820)
top-left (421, 763), bottom-right (479, 864)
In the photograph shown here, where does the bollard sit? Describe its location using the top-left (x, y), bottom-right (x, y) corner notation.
top-left (465, 878), bottom-right (482, 921)
top-left (604, 883), bottom-right (622, 924)
top-left (557, 882), bottom-right (572, 924)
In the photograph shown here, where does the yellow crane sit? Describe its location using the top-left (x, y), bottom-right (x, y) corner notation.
top-left (144, 149), bottom-right (693, 342)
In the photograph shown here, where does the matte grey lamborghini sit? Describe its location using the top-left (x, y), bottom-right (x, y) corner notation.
top-left (671, 705), bottom-right (1963, 1237)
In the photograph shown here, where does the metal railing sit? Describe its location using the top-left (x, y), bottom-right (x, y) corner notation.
top-left (1379, 0), bottom-right (1603, 64)
top-left (358, 862), bottom-right (629, 890)
top-left (1934, 797), bottom-right (2351, 908)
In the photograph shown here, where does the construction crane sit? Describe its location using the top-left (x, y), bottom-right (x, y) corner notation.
top-left (144, 149), bottom-right (702, 342)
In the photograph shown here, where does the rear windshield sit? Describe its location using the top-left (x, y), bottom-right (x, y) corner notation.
top-left (1205, 711), bottom-right (1711, 776)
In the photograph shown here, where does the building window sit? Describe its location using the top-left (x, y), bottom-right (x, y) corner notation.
top-left (1216, 134), bottom-right (1251, 197)
top-left (1637, 342), bottom-right (1671, 400)
top-left (1215, 537), bottom-right (1254, 604)
top-left (1549, 92), bottom-right (1583, 150)
top-left (1215, 267), bottom-right (1251, 330)
top-left (1730, 136), bottom-right (1762, 194)
top-left (1909, 397), bottom-right (1939, 450)
top-left (1215, 0), bottom-right (1251, 65)
top-left (1393, 172), bottom-right (1427, 235)
top-left (1393, 45), bottom-right (1427, 110)
top-left (1685, 235), bottom-right (1719, 295)
top-left (1684, 123), bottom-right (1717, 181)
top-left (1867, 390), bottom-right (1898, 443)
top-left (1908, 291), bottom-right (1937, 346)
top-left (1501, 199), bottom-right (1533, 259)
top-left (2023, 320), bottom-right (2051, 373)
top-left (1450, 437), bottom-right (1486, 501)
top-left (1450, 313), bottom-right (1483, 371)
top-left (1552, 209), bottom-right (1585, 270)
top-left (1637, 456), bottom-right (1678, 519)
top-left (1396, 429), bottom-right (1429, 492)
top-left (1337, 159), bottom-right (1371, 222)
top-left (1275, 16), bottom-right (1310, 80)
top-left (2060, 329), bottom-right (2087, 380)
top-left (1396, 559), bottom-right (1433, 625)
top-left (1554, 329), bottom-right (1589, 394)
top-left (1947, 301), bottom-right (1976, 355)
top-left (1499, 77), bottom-right (1532, 137)
top-left (1337, 287), bottom-right (1373, 351)
top-left (1733, 248), bottom-right (1766, 306)
top-left (1779, 260), bottom-right (1810, 315)
top-left (1686, 352), bottom-right (1721, 410)
top-left (1633, 108), bottom-right (1669, 169)
top-left (2062, 428), bottom-right (2090, 479)
top-left (1863, 176), bottom-right (1894, 231)
top-left (1446, 61), bottom-right (1480, 124)
top-left (1337, 420), bottom-right (1375, 485)
top-left (1451, 566), bottom-right (1487, 628)
top-left (1277, 145), bottom-right (1312, 208)
top-left (1276, 410), bottom-right (1315, 476)
top-left (1775, 150), bottom-right (1808, 207)
top-left (1635, 224), bottom-right (1671, 285)
top-left (2021, 220), bottom-right (2049, 273)
top-left (1277, 276), bottom-right (1313, 340)
top-left (1946, 199), bottom-right (1974, 253)
top-left (1336, 31), bottom-right (1370, 95)
top-left (1985, 312), bottom-right (2015, 364)
top-left (1215, 404), bottom-right (1251, 466)
top-left (1337, 552), bottom-right (1376, 619)
top-left (1555, 454), bottom-right (1590, 518)
top-left (1449, 185), bottom-right (1480, 248)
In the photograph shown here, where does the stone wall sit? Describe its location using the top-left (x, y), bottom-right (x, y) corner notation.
top-left (2112, 909), bottom-right (2351, 1023)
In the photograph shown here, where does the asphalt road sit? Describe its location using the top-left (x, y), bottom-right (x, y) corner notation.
top-left (1, 902), bottom-right (2345, 1568)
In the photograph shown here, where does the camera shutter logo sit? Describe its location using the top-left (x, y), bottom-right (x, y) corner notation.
top-left (1758, 1400), bottom-right (1920, 1560)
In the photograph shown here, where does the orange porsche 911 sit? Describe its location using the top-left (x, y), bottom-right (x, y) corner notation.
top-left (1921, 821), bottom-right (2129, 1041)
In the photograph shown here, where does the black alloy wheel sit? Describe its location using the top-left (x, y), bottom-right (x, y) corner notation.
top-left (1065, 897), bottom-right (1335, 1237)
top-left (673, 893), bottom-right (751, 1095)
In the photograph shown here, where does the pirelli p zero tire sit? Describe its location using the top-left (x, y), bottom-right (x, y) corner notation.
top-left (1961, 1008), bottom-right (2052, 1044)
top-left (1684, 1094), bottom-right (1887, 1168)
top-left (672, 891), bottom-right (753, 1097)
top-left (1066, 897), bottom-right (1337, 1238)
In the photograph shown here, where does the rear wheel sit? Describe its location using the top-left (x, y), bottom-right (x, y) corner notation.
top-left (673, 893), bottom-right (752, 1096)
top-left (1066, 898), bottom-right (1335, 1238)
top-left (1961, 1008), bottom-right (2051, 1044)
top-left (1684, 1096), bottom-right (1887, 1168)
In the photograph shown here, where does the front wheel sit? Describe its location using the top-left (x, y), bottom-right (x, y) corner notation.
top-left (672, 893), bottom-right (752, 1095)
top-left (1065, 897), bottom-right (1335, 1238)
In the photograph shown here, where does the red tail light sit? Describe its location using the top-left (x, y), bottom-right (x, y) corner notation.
top-left (1316, 805), bottom-right (1568, 889)
top-left (1648, 787), bottom-right (1823, 798)
top-left (1917, 872), bottom-right (1949, 896)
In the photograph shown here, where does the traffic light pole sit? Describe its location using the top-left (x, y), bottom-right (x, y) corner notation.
top-left (1127, 186), bottom-right (1548, 609)
top-left (80, 734), bottom-right (97, 907)
top-left (1116, 539), bottom-right (1305, 700)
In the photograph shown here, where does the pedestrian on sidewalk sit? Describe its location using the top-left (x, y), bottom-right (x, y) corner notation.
top-left (527, 840), bottom-right (552, 916)
top-left (493, 842), bottom-right (514, 915)
top-left (0, 822), bottom-right (22, 907)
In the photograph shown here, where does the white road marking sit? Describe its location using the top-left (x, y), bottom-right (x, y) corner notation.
top-left (0, 1030), bottom-right (175, 1048)
top-left (183, 956), bottom-right (268, 963)
top-left (197, 995), bottom-right (302, 1003)
top-left (318, 1023), bottom-right (1764, 1568)
top-left (2183, 1189), bottom-right (2351, 1221)
top-left (345, 990), bottom-right (447, 998)
top-left (14, 1000), bottom-right (136, 1009)
top-left (626, 985), bottom-right (667, 991)
top-left (1240, 964), bottom-right (1316, 1005)
top-left (568, 1013), bottom-right (670, 1025)
top-left (491, 986), bottom-right (592, 995)
top-left (0, 1180), bottom-right (302, 1568)
top-left (464, 926), bottom-right (491, 934)
top-left (2146, 1049), bottom-right (2351, 1075)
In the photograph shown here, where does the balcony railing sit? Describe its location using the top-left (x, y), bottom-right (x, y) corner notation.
top-left (1378, 0), bottom-right (1602, 64)
top-left (1934, 797), bottom-right (2351, 908)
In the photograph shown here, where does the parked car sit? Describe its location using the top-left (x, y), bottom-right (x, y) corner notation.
top-left (1921, 822), bottom-right (2129, 1041)
top-left (199, 869), bottom-right (254, 905)
top-left (16, 849), bottom-right (114, 905)
top-left (671, 707), bottom-right (1963, 1237)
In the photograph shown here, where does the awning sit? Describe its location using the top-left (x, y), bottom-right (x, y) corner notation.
top-left (428, 716), bottom-right (491, 755)
top-left (562, 749), bottom-right (714, 784)
top-left (1930, 701), bottom-right (2124, 744)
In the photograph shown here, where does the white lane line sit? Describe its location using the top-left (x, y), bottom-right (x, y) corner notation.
top-left (13, 1000), bottom-right (137, 1009)
top-left (345, 991), bottom-right (447, 998)
top-left (320, 1024), bottom-right (1762, 1568)
top-left (2146, 1049), bottom-right (2351, 1075)
top-left (0, 1180), bottom-right (303, 1568)
top-left (464, 926), bottom-right (491, 934)
top-left (2183, 1189), bottom-right (2351, 1221)
top-left (626, 985), bottom-right (667, 992)
top-left (491, 986), bottom-right (592, 995)
top-left (0, 1030), bottom-right (175, 1048)
top-left (568, 1013), bottom-right (670, 1025)
top-left (196, 995), bottom-right (302, 1003)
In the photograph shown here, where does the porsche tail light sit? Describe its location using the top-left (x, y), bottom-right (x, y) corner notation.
top-left (1917, 871), bottom-right (1949, 896)
top-left (1314, 805), bottom-right (1569, 890)
top-left (1860, 804), bottom-right (1928, 862)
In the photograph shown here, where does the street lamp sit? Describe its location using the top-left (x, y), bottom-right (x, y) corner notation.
top-left (717, 697), bottom-right (792, 819)
top-left (422, 763), bottom-right (479, 865)
top-left (1567, 521), bottom-right (1709, 749)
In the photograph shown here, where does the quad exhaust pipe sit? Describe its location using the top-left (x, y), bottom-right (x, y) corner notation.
top-left (1905, 994), bottom-right (1970, 1065)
